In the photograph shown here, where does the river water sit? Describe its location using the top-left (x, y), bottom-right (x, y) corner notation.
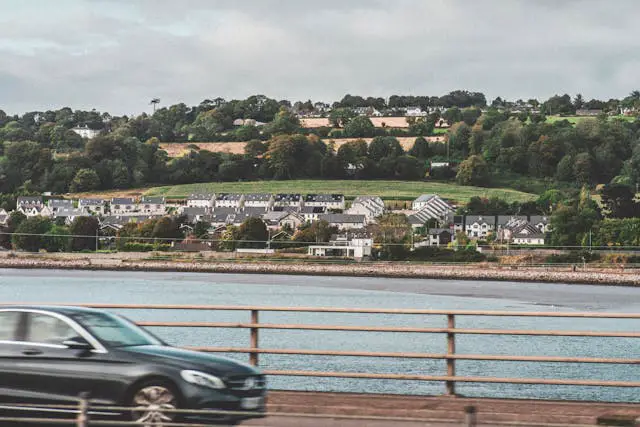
top-left (0, 269), bottom-right (638, 402)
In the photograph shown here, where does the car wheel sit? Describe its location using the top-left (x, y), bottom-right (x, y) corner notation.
top-left (128, 380), bottom-right (180, 426)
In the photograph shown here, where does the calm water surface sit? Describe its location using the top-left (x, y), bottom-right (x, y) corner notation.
top-left (0, 269), bottom-right (638, 402)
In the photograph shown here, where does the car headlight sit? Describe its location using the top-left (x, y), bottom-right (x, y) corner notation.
top-left (180, 370), bottom-right (226, 389)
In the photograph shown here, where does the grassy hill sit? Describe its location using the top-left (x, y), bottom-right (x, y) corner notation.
top-left (140, 180), bottom-right (536, 204)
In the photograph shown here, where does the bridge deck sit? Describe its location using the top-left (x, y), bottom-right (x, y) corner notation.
top-left (258, 391), bottom-right (640, 426)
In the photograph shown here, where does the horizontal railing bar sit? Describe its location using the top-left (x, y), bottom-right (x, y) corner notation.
top-left (140, 321), bottom-right (640, 338)
top-left (11, 303), bottom-right (640, 318)
top-left (185, 346), bottom-right (640, 364)
top-left (263, 370), bottom-right (640, 387)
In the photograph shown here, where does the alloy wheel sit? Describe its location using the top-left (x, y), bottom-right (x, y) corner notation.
top-left (131, 385), bottom-right (178, 426)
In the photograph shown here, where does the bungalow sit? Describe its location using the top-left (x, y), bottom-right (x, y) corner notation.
top-left (48, 199), bottom-right (74, 214)
top-left (273, 194), bottom-right (303, 209)
top-left (139, 196), bottom-right (166, 215)
top-left (215, 193), bottom-right (244, 209)
top-left (99, 215), bottom-right (163, 232)
top-left (307, 233), bottom-right (373, 259)
top-left (427, 228), bottom-right (454, 247)
top-left (346, 196), bottom-right (385, 221)
top-left (512, 227), bottom-right (546, 245)
top-left (304, 194), bottom-right (345, 211)
top-left (186, 193), bottom-right (215, 209)
top-left (299, 206), bottom-right (326, 222)
top-left (464, 215), bottom-right (495, 239)
top-left (79, 198), bottom-right (106, 215)
top-left (110, 198), bottom-right (137, 215)
top-left (243, 193), bottom-right (274, 210)
top-left (318, 213), bottom-right (366, 230)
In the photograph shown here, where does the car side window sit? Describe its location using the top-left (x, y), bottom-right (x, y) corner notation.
top-left (27, 313), bottom-right (78, 345)
top-left (0, 312), bottom-right (21, 341)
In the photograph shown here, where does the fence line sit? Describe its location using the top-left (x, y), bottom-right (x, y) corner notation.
top-left (13, 303), bottom-right (640, 397)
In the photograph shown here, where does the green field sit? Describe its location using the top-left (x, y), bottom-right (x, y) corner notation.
top-left (144, 180), bottom-right (536, 203)
top-left (545, 115), bottom-right (636, 124)
top-left (432, 128), bottom-right (449, 134)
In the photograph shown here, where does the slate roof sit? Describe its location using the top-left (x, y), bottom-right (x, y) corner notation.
top-left (111, 197), bottom-right (136, 205)
top-left (188, 193), bottom-right (214, 200)
top-left (305, 194), bottom-right (344, 203)
top-left (319, 213), bottom-right (366, 224)
top-left (140, 196), bottom-right (165, 204)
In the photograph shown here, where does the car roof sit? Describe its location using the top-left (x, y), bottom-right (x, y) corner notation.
top-left (0, 305), bottom-right (107, 316)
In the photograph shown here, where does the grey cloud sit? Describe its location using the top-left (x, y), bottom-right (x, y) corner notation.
top-left (1, 0), bottom-right (640, 114)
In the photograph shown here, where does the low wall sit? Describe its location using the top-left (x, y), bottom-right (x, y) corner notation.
top-left (0, 252), bottom-right (638, 286)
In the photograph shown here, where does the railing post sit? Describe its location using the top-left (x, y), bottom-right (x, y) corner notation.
top-left (77, 391), bottom-right (90, 427)
top-left (446, 314), bottom-right (456, 396)
top-left (250, 309), bottom-right (259, 366)
top-left (464, 405), bottom-right (477, 427)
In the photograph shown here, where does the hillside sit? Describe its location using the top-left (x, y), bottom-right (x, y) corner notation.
top-left (138, 180), bottom-right (536, 203)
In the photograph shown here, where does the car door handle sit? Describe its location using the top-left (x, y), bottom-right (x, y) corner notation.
top-left (22, 348), bottom-right (43, 356)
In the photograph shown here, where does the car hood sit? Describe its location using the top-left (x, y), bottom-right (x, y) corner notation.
top-left (124, 345), bottom-right (260, 377)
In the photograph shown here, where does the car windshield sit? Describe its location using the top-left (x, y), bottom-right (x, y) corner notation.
top-left (71, 311), bottom-right (162, 348)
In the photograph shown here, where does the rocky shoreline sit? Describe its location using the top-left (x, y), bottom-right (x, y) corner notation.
top-left (0, 254), bottom-right (638, 286)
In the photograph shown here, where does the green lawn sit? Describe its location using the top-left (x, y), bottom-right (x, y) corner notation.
top-left (144, 180), bottom-right (536, 204)
top-left (432, 128), bottom-right (449, 134)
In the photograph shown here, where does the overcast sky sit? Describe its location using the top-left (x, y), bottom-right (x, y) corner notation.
top-left (2, 0), bottom-right (640, 115)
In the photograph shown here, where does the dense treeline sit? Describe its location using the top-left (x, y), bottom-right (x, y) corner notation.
top-left (1, 91), bottom-right (640, 198)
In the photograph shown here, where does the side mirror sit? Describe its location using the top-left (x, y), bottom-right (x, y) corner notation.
top-left (63, 337), bottom-right (93, 351)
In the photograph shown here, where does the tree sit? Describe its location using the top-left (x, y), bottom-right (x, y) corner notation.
top-left (43, 225), bottom-right (71, 252)
top-left (600, 184), bottom-right (639, 218)
top-left (12, 216), bottom-right (52, 252)
top-left (367, 213), bottom-right (411, 260)
top-left (0, 211), bottom-right (26, 248)
top-left (572, 153), bottom-right (593, 186)
top-left (293, 220), bottom-right (337, 243)
top-left (237, 217), bottom-right (268, 248)
top-left (368, 137), bottom-right (403, 162)
top-left (456, 155), bottom-right (489, 186)
top-left (152, 217), bottom-right (182, 244)
top-left (244, 139), bottom-right (266, 158)
top-left (343, 116), bottom-right (375, 138)
top-left (328, 108), bottom-right (356, 128)
top-left (193, 221), bottom-right (211, 239)
top-left (69, 216), bottom-right (100, 251)
top-left (267, 107), bottom-right (301, 135)
top-left (409, 137), bottom-right (431, 159)
top-left (69, 168), bottom-right (101, 192)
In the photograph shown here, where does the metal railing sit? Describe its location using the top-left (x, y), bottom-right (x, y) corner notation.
top-left (35, 303), bottom-right (640, 396)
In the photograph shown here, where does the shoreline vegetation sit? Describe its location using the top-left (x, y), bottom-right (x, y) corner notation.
top-left (1, 252), bottom-right (637, 287)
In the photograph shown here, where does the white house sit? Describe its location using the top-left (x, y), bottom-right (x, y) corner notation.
top-left (307, 233), bottom-right (373, 259)
top-left (139, 196), bottom-right (166, 215)
top-left (304, 194), bottom-right (345, 211)
top-left (318, 213), bottom-right (366, 230)
top-left (71, 125), bottom-right (101, 139)
top-left (186, 193), bottom-right (215, 209)
top-left (405, 107), bottom-right (427, 117)
top-left (346, 196), bottom-right (385, 221)
top-left (244, 194), bottom-right (274, 210)
top-left (0, 209), bottom-right (8, 226)
top-left (17, 196), bottom-right (43, 211)
top-left (110, 198), bottom-right (137, 215)
top-left (464, 215), bottom-right (495, 239)
top-left (79, 199), bottom-right (106, 215)
top-left (215, 194), bottom-right (244, 209)
top-left (273, 194), bottom-right (302, 209)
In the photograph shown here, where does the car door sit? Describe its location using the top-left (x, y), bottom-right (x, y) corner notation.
top-left (0, 310), bottom-right (28, 404)
top-left (16, 311), bottom-right (124, 407)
